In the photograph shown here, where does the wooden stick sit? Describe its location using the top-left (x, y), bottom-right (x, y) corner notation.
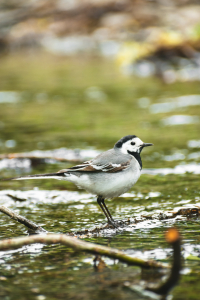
top-left (146, 228), bottom-right (181, 295)
top-left (0, 233), bottom-right (166, 269)
top-left (0, 206), bottom-right (167, 269)
top-left (0, 206), bottom-right (47, 233)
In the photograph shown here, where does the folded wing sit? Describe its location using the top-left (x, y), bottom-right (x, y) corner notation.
top-left (58, 149), bottom-right (131, 174)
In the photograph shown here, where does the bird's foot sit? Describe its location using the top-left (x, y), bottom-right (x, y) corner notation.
top-left (108, 219), bottom-right (118, 229)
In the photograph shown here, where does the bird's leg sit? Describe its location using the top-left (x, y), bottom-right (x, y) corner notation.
top-left (101, 198), bottom-right (115, 222)
top-left (97, 196), bottom-right (110, 222)
top-left (97, 196), bottom-right (117, 229)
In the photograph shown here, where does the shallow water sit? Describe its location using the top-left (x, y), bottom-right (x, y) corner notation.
top-left (1, 180), bottom-right (200, 300)
top-left (0, 53), bottom-right (200, 300)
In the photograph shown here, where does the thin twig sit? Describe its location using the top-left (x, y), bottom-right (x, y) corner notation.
top-left (0, 206), bottom-right (47, 233)
top-left (7, 194), bottom-right (27, 202)
top-left (0, 233), bottom-right (166, 269)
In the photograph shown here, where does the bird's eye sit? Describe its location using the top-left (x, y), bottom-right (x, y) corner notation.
top-left (131, 142), bottom-right (135, 146)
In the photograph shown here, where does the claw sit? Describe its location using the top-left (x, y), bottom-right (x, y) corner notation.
top-left (108, 219), bottom-right (118, 229)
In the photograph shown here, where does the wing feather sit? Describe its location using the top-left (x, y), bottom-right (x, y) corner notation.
top-left (57, 160), bottom-right (131, 174)
top-left (57, 149), bottom-right (131, 174)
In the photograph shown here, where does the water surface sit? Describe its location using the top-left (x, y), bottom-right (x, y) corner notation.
top-left (0, 52), bottom-right (200, 300)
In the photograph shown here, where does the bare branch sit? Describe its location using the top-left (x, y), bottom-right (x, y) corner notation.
top-left (0, 206), bottom-right (47, 233)
top-left (0, 233), bottom-right (166, 269)
top-left (146, 228), bottom-right (181, 295)
top-left (0, 206), bottom-right (168, 268)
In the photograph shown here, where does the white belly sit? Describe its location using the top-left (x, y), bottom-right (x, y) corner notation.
top-left (65, 164), bottom-right (141, 198)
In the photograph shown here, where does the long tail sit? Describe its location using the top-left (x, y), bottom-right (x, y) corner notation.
top-left (2, 172), bottom-right (66, 181)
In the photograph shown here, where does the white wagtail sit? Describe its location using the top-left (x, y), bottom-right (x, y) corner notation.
top-left (11, 135), bottom-right (153, 227)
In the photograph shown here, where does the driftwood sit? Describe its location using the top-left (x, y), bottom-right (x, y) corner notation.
top-left (0, 205), bottom-right (167, 269)
top-left (124, 228), bottom-right (181, 298)
top-left (0, 205), bottom-right (182, 296)
top-left (146, 228), bottom-right (181, 295)
top-left (0, 233), bottom-right (166, 269)
top-left (0, 203), bottom-right (199, 237)
top-left (0, 206), bottom-right (47, 233)
top-left (0, 205), bottom-right (123, 235)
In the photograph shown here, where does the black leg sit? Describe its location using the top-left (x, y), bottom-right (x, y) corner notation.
top-left (97, 196), bottom-right (117, 228)
top-left (97, 196), bottom-right (110, 222)
top-left (101, 198), bottom-right (115, 222)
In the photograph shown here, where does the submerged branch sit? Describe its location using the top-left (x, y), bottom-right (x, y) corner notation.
top-left (146, 228), bottom-right (181, 295)
top-left (0, 233), bottom-right (166, 269)
top-left (124, 228), bottom-right (181, 297)
top-left (0, 206), bottom-right (167, 268)
top-left (0, 202), bottom-right (198, 237)
top-left (0, 206), bottom-right (47, 233)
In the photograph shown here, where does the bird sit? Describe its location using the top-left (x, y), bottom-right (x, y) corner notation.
top-left (10, 135), bottom-right (153, 228)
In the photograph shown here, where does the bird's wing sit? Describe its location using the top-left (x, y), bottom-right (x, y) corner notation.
top-left (57, 149), bottom-right (131, 174)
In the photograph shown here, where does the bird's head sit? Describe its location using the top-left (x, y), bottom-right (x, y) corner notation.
top-left (114, 135), bottom-right (153, 155)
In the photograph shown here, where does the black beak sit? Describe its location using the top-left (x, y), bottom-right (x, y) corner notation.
top-left (142, 143), bottom-right (153, 147)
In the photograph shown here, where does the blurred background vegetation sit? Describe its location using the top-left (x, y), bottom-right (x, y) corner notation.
top-left (1, 3), bottom-right (200, 300)
top-left (0, 0), bottom-right (200, 164)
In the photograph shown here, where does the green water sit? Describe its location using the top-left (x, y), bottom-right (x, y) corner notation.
top-left (0, 52), bottom-right (200, 299)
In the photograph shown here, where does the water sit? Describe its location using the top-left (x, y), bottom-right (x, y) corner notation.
top-left (0, 52), bottom-right (200, 300)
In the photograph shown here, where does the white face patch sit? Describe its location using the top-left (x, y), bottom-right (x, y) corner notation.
top-left (120, 137), bottom-right (144, 154)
